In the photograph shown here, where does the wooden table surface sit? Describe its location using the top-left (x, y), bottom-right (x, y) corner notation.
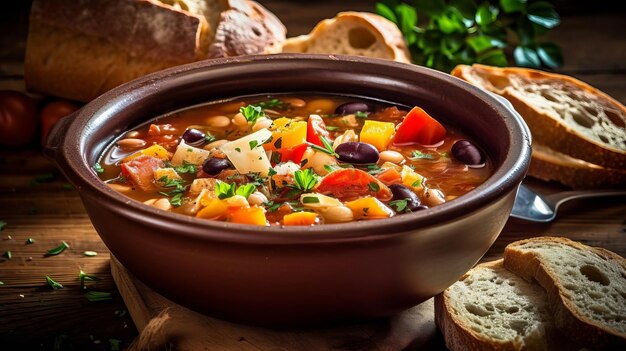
top-left (1, 1), bottom-right (625, 350)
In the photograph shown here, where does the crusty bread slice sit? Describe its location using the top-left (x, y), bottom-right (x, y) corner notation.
top-left (451, 64), bottom-right (626, 170)
top-left (24, 0), bottom-right (286, 102)
top-left (504, 237), bottom-right (626, 350)
top-left (531, 143), bottom-right (626, 189)
top-left (435, 259), bottom-right (560, 351)
top-left (282, 12), bottom-right (411, 64)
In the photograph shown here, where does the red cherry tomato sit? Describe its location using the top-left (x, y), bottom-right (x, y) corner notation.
top-left (279, 143), bottom-right (309, 164)
top-left (40, 100), bottom-right (79, 145)
top-left (0, 90), bottom-right (38, 147)
top-left (392, 106), bottom-right (447, 146)
top-left (316, 168), bottom-right (392, 201)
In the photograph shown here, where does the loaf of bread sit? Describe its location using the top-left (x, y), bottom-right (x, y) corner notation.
top-left (436, 237), bottom-right (626, 350)
top-left (282, 12), bottom-right (411, 64)
top-left (504, 237), bottom-right (626, 350)
top-left (435, 259), bottom-right (561, 351)
top-left (451, 64), bottom-right (626, 189)
top-left (24, 0), bottom-right (286, 102)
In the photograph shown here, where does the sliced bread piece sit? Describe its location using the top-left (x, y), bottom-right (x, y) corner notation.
top-left (451, 64), bottom-right (626, 170)
top-left (504, 236), bottom-right (626, 350)
top-left (531, 143), bottom-right (626, 189)
top-left (435, 259), bottom-right (560, 351)
top-left (282, 12), bottom-right (411, 64)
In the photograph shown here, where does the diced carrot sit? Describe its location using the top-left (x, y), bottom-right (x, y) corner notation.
top-left (266, 117), bottom-right (307, 150)
top-left (123, 144), bottom-right (170, 162)
top-left (345, 196), bottom-right (394, 220)
top-left (316, 169), bottom-right (392, 201)
top-left (376, 168), bottom-right (402, 185)
top-left (283, 211), bottom-right (318, 226)
top-left (197, 198), bottom-right (228, 219)
top-left (227, 206), bottom-right (267, 226)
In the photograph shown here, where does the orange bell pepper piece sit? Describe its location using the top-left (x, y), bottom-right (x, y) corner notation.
top-left (283, 211), bottom-right (319, 226)
top-left (227, 206), bottom-right (267, 226)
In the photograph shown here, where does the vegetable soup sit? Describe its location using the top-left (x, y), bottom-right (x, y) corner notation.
top-left (98, 95), bottom-right (492, 226)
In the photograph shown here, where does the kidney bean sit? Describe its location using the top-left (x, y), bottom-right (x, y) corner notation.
top-left (335, 142), bottom-right (379, 164)
top-left (389, 184), bottom-right (424, 212)
top-left (451, 140), bottom-right (484, 166)
top-left (202, 157), bottom-right (233, 176)
top-left (182, 128), bottom-right (206, 147)
top-left (334, 102), bottom-right (373, 115)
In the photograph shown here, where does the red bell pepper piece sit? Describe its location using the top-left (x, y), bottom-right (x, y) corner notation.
top-left (306, 114), bottom-right (330, 147)
top-left (392, 106), bottom-right (447, 146)
top-left (316, 168), bottom-right (392, 201)
top-left (279, 143), bottom-right (309, 164)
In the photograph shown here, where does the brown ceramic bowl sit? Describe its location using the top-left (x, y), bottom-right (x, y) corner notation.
top-left (45, 54), bottom-right (531, 327)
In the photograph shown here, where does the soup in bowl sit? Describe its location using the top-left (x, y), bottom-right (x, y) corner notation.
top-left (45, 54), bottom-right (530, 326)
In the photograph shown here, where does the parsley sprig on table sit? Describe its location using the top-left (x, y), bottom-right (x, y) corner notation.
top-left (376, 0), bottom-right (562, 72)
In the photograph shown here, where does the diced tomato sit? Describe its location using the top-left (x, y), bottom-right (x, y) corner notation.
top-left (120, 155), bottom-right (164, 191)
top-left (306, 114), bottom-right (330, 147)
top-left (316, 169), bottom-right (392, 201)
top-left (392, 106), bottom-right (446, 146)
top-left (279, 143), bottom-right (309, 164)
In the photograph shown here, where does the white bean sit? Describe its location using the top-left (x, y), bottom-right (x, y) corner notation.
top-left (283, 97), bottom-right (306, 107)
top-left (107, 183), bottom-right (133, 193)
top-left (248, 192), bottom-right (268, 206)
top-left (232, 112), bottom-right (249, 127)
top-left (124, 131), bottom-right (140, 138)
top-left (379, 150), bottom-right (405, 164)
top-left (320, 206), bottom-right (354, 224)
top-left (422, 188), bottom-right (446, 207)
top-left (252, 117), bottom-right (273, 132)
top-left (153, 198), bottom-right (172, 211)
top-left (207, 115), bottom-right (231, 128)
top-left (143, 198), bottom-right (157, 206)
top-left (116, 138), bottom-right (146, 150)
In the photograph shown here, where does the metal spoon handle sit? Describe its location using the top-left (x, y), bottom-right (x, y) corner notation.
top-left (545, 190), bottom-right (626, 209)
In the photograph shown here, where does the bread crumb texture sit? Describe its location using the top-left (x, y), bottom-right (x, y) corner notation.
top-left (445, 261), bottom-right (553, 349)
top-left (512, 240), bottom-right (626, 334)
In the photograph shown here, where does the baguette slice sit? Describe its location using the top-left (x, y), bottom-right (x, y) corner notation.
top-left (504, 237), bottom-right (626, 350)
top-left (531, 143), bottom-right (626, 189)
top-left (282, 12), bottom-right (411, 64)
top-left (435, 259), bottom-right (561, 351)
top-left (451, 64), bottom-right (626, 170)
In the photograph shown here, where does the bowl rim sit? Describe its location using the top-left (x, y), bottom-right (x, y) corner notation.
top-left (50, 54), bottom-right (531, 244)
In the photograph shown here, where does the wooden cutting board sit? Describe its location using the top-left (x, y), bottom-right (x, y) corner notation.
top-left (110, 255), bottom-right (447, 350)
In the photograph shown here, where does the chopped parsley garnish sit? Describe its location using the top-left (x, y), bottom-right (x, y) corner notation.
top-left (302, 196), bottom-right (320, 204)
top-left (79, 269), bottom-right (99, 290)
top-left (85, 291), bottom-right (113, 302)
top-left (204, 134), bottom-right (216, 143)
top-left (0, 220), bottom-right (6, 231)
top-left (411, 150), bottom-right (435, 160)
top-left (246, 172), bottom-right (267, 187)
top-left (46, 276), bottom-right (63, 289)
top-left (26, 238), bottom-right (35, 244)
top-left (3, 251), bottom-right (11, 259)
top-left (173, 162), bottom-right (197, 174)
top-left (236, 184), bottom-right (256, 199)
top-left (412, 179), bottom-right (423, 187)
top-left (263, 201), bottom-right (282, 212)
top-left (45, 241), bottom-right (70, 256)
top-left (389, 199), bottom-right (410, 213)
top-left (355, 111), bottom-right (369, 119)
top-left (308, 135), bottom-right (338, 157)
top-left (273, 137), bottom-right (283, 149)
top-left (325, 126), bottom-right (339, 131)
top-left (293, 169), bottom-right (319, 192)
top-left (158, 176), bottom-right (187, 207)
top-left (215, 181), bottom-right (256, 200)
top-left (249, 140), bottom-right (259, 150)
top-left (240, 104), bottom-right (265, 124)
top-left (368, 182), bottom-right (380, 192)
top-left (258, 97), bottom-right (290, 110)
top-left (93, 162), bottom-right (104, 174)
top-left (84, 251), bottom-right (98, 257)
top-left (365, 164), bottom-right (384, 175)
top-left (268, 168), bottom-right (277, 176)
top-left (235, 147), bottom-right (241, 153)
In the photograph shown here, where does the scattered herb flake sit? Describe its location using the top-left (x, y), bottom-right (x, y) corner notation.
top-left (235, 147), bottom-right (241, 153)
top-left (411, 179), bottom-right (422, 187)
top-left (158, 176), bottom-right (187, 207)
top-left (79, 269), bottom-right (99, 290)
top-left (240, 104), bottom-right (265, 124)
top-left (325, 126), bottom-right (339, 131)
top-left (264, 201), bottom-right (281, 212)
top-left (302, 196), bottom-right (320, 204)
top-left (45, 241), bottom-right (70, 256)
top-left (46, 275), bottom-right (63, 289)
top-left (93, 162), bottom-right (104, 174)
top-left (355, 111), bottom-right (369, 118)
top-left (366, 164), bottom-right (384, 175)
top-left (235, 184), bottom-right (256, 199)
top-left (0, 220), bottom-right (6, 231)
top-left (309, 135), bottom-right (338, 157)
top-left (411, 150), bottom-right (434, 160)
top-left (258, 97), bottom-right (290, 110)
top-left (389, 199), bottom-right (409, 213)
top-left (84, 251), bottom-right (98, 257)
top-left (249, 140), bottom-right (259, 150)
top-left (3, 251), bottom-right (11, 259)
top-left (85, 291), bottom-right (113, 302)
top-left (173, 162), bottom-right (197, 174)
top-left (268, 168), bottom-right (277, 176)
top-left (368, 182), bottom-right (380, 192)
top-left (204, 134), bottom-right (216, 143)
top-left (26, 238), bottom-right (35, 244)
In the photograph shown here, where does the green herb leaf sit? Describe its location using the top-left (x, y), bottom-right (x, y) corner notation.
top-left (235, 184), bottom-right (256, 199)
top-left (46, 275), bottom-right (63, 289)
top-left (325, 126), bottom-right (339, 131)
top-left (79, 269), bottom-right (99, 290)
top-left (215, 180), bottom-right (236, 200)
top-left (26, 238), bottom-right (35, 244)
top-left (0, 220), bottom-right (6, 231)
top-left (240, 104), bottom-right (265, 124)
top-left (84, 251), bottom-right (98, 257)
top-left (368, 182), bottom-right (381, 192)
top-left (309, 135), bottom-right (338, 157)
top-left (258, 97), bottom-right (290, 110)
top-left (93, 162), bottom-right (104, 174)
top-left (274, 137), bottom-right (283, 149)
top-left (293, 169), bottom-right (319, 192)
top-left (249, 140), bottom-right (259, 150)
top-left (527, 1), bottom-right (560, 29)
top-left (204, 134), bottom-right (216, 143)
top-left (173, 162), bottom-right (197, 174)
top-left (302, 196), bottom-right (320, 204)
top-left (85, 291), bottom-right (113, 302)
top-left (45, 241), bottom-right (70, 256)
top-left (3, 251), bottom-right (11, 259)
top-left (389, 199), bottom-right (409, 213)
top-left (411, 150), bottom-right (435, 160)
top-left (355, 111), bottom-right (369, 119)
top-left (268, 168), bottom-right (277, 176)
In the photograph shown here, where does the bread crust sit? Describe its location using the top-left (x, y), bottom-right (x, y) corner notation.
top-left (451, 64), bottom-right (626, 169)
top-left (282, 12), bottom-right (411, 64)
top-left (503, 237), bottom-right (626, 350)
top-left (529, 143), bottom-right (626, 189)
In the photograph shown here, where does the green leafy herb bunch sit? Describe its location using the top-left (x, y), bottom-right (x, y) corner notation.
top-left (376, 0), bottom-right (563, 72)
